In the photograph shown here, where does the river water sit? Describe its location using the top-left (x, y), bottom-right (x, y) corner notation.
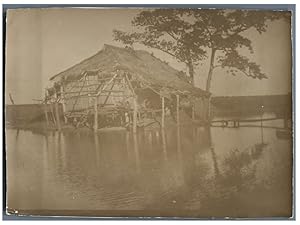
top-left (6, 114), bottom-right (292, 218)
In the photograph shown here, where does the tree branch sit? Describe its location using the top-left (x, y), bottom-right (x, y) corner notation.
top-left (225, 67), bottom-right (267, 79)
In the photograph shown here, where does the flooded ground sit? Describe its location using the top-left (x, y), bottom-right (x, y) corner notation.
top-left (6, 114), bottom-right (292, 218)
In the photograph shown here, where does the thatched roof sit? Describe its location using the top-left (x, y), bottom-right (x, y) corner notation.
top-left (50, 44), bottom-right (209, 97)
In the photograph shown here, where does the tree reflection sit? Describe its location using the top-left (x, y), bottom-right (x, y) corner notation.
top-left (218, 137), bottom-right (268, 192)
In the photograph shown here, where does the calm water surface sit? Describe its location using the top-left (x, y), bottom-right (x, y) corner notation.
top-left (6, 114), bottom-right (292, 217)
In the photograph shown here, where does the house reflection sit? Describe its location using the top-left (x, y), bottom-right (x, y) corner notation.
top-left (31, 123), bottom-right (269, 211)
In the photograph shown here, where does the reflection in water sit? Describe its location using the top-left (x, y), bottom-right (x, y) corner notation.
top-left (94, 133), bottom-right (100, 168)
top-left (6, 121), bottom-right (292, 217)
top-left (133, 133), bottom-right (141, 174)
top-left (207, 127), bottom-right (221, 179)
top-left (161, 129), bottom-right (168, 161)
top-left (176, 125), bottom-right (184, 188)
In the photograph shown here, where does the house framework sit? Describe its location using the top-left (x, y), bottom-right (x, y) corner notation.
top-left (45, 45), bottom-right (210, 132)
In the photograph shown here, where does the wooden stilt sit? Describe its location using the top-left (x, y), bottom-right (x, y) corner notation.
top-left (161, 96), bottom-right (165, 128)
top-left (54, 101), bottom-right (61, 130)
top-left (133, 96), bottom-right (137, 133)
top-left (176, 94), bottom-right (180, 125)
top-left (9, 93), bottom-right (15, 105)
top-left (94, 96), bottom-right (98, 132)
top-left (60, 85), bottom-right (68, 124)
top-left (191, 103), bottom-right (195, 120)
top-left (44, 101), bottom-right (49, 126)
top-left (50, 103), bottom-right (56, 125)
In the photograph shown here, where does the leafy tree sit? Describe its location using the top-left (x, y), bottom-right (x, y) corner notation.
top-left (188, 9), bottom-right (289, 92)
top-left (113, 9), bottom-right (289, 92)
top-left (113, 9), bottom-right (206, 86)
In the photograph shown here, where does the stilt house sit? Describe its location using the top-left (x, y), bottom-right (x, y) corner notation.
top-left (46, 44), bottom-right (210, 131)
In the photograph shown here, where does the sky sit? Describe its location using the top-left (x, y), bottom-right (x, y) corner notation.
top-left (5, 8), bottom-right (292, 104)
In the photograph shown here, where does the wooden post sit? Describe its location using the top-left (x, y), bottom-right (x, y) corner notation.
top-left (94, 96), bottom-right (98, 132)
top-left (44, 101), bottom-right (49, 126)
top-left (191, 103), bottom-right (195, 120)
top-left (176, 94), bottom-right (180, 125)
top-left (161, 96), bottom-right (165, 128)
top-left (133, 96), bottom-right (137, 133)
top-left (9, 93), bottom-right (15, 105)
top-left (49, 103), bottom-right (56, 125)
top-left (44, 91), bottom-right (49, 126)
top-left (54, 101), bottom-right (61, 130)
top-left (60, 85), bottom-right (68, 124)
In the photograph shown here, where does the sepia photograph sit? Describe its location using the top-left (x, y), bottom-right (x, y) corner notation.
top-left (4, 5), bottom-right (293, 219)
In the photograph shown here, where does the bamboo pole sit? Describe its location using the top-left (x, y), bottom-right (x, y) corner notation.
top-left (191, 103), bottom-right (195, 120)
top-left (60, 85), bottom-right (68, 124)
top-left (133, 96), bottom-right (137, 133)
top-left (161, 96), bottom-right (165, 129)
top-left (44, 91), bottom-right (49, 126)
top-left (176, 94), bottom-right (180, 126)
top-left (93, 72), bottom-right (119, 132)
top-left (96, 73), bottom-right (119, 96)
top-left (94, 96), bottom-right (98, 132)
top-left (102, 80), bottom-right (116, 106)
top-left (54, 101), bottom-right (61, 130)
top-left (44, 101), bottom-right (49, 126)
top-left (50, 103), bottom-right (56, 125)
top-left (9, 93), bottom-right (15, 105)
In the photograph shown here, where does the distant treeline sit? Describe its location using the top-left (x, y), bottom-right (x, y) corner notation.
top-left (211, 94), bottom-right (292, 118)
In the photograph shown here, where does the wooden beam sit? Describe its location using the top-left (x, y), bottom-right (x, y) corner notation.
top-left (133, 96), bottom-right (138, 133)
top-left (191, 103), bottom-right (195, 120)
top-left (96, 73), bottom-right (119, 96)
top-left (43, 91), bottom-right (49, 126)
top-left (44, 101), bottom-right (49, 126)
top-left (64, 90), bottom-right (97, 94)
top-left (54, 101), bottom-right (61, 130)
top-left (102, 81), bottom-right (117, 107)
top-left (60, 85), bottom-right (68, 124)
top-left (49, 103), bottom-right (56, 125)
top-left (9, 93), bottom-right (15, 105)
top-left (64, 94), bottom-right (134, 100)
top-left (125, 73), bottom-right (135, 95)
top-left (161, 96), bottom-right (165, 129)
top-left (94, 96), bottom-right (98, 132)
top-left (176, 94), bottom-right (180, 126)
top-left (69, 77), bottom-right (87, 114)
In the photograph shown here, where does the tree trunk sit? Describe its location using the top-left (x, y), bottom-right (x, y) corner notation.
top-left (206, 48), bottom-right (216, 92)
top-left (206, 48), bottom-right (216, 121)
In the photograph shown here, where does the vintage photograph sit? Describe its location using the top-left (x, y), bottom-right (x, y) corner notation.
top-left (5, 7), bottom-right (293, 218)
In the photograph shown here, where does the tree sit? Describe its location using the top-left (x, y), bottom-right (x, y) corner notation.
top-left (187, 9), bottom-right (289, 92)
top-left (113, 9), bottom-right (207, 86)
top-left (113, 9), bottom-right (289, 92)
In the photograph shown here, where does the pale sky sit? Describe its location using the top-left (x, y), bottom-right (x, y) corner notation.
top-left (5, 8), bottom-right (292, 104)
